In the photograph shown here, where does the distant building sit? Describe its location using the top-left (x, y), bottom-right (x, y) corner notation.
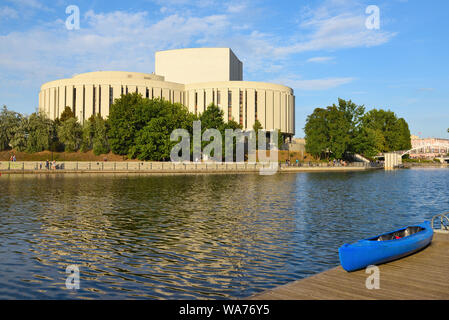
top-left (409, 136), bottom-right (449, 158)
top-left (38, 48), bottom-right (295, 138)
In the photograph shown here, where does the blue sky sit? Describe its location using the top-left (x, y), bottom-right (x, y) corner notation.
top-left (0, 0), bottom-right (448, 138)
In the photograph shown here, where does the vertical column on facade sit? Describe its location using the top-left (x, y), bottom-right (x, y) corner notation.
top-left (186, 89), bottom-right (194, 113)
top-left (265, 90), bottom-right (274, 130)
top-left (288, 94), bottom-right (293, 135)
top-left (231, 88), bottom-right (240, 123)
top-left (196, 89), bottom-right (204, 112)
top-left (49, 87), bottom-right (56, 120)
top-left (162, 88), bottom-right (170, 101)
top-left (281, 92), bottom-right (287, 133)
top-left (137, 86), bottom-right (146, 98)
top-left (246, 88), bottom-right (255, 131)
top-left (55, 87), bottom-right (59, 119)
top-left (95, 84), bottom-right (100, 116)
top-left (291, 95), bottom-right (296, 134)
top-left (111, 84), bottom-right (121, 102)
top-left (66, 85), bottom-right (73, 113)
top-left (273, 91), bottom-right (281, 131)
top-left (257, 90), bottom-right (266, 130)
top-left (153, 87), bottom-right (162, 99)
top-left (84, 84), bottom-right (94, 120)
top-left (205, 88), bottom-right (213, 108)
top-left (172, 90), bottom-right (180, 103)
top-left (221, 88), bottom-right (228, 121)
top-left (58, 86), bottom-right (65, 118)
top-left (100, 84), bottom-right (109, 118)
top-left (75, 85), bottom-right (84, 122)
top-left (127, 85), bottom-right (137, 94)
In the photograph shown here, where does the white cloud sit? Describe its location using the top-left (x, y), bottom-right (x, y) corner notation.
top-left (271, 76), bottom-right (355, 91)
top-left (0, 6), bottom-right (19, 19)
top-left (0, 0), bottom-right (397, 112)
top-left (307, 56), bottom-right (335, 63)
top-left (0, 10), bottom-right (232, 86)
top-left (227, 3), bottom-right (247, 13)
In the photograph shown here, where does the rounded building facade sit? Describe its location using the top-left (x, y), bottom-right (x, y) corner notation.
top-left (38, 48), bottom-right (295, 136)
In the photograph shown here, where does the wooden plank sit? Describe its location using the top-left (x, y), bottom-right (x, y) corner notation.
top-left (250, 233), bottom-right (449, 300)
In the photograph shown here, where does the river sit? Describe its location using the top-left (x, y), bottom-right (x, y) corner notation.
top-left (0, 168), bottom-right (448, 299)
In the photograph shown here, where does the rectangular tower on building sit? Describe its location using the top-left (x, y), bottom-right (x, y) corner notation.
top-left (155, 48), bottom-right (243, 84)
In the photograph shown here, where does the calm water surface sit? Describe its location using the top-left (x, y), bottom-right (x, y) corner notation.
top-left (0, 168), bottom-right (448, 299)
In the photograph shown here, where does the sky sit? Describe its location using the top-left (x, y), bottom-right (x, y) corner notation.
top-left (0, 0), bottom-right (448, 138)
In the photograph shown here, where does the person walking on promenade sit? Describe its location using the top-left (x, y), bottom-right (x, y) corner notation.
top-left (45, 160), bottom-right (49, 170)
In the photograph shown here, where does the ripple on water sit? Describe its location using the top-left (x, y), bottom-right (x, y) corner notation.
top-left (0, 170), bottom-right (448, 299)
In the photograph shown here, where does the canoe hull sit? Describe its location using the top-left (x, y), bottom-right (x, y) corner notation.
top-left (339, 221), bottom-right (433, 272)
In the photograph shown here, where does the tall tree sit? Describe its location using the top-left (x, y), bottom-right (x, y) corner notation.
top-left (57, 117), bottom-right (82, 152)
top-left (59, 106), bottom-right (76, 122)
top-left (0, 105), bottom-right (22, 151)
top-left (26, 112), bottom-right (54, 153)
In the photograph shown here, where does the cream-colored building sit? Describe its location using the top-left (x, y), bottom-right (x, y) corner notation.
top-left (39, 48), bottom-right (295, 136)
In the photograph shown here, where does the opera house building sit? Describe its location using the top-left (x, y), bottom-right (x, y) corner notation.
top-left (39, 48), bottom-right (295, 137)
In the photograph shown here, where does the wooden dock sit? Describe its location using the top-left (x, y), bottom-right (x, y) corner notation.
top-left (250, 232), bottom-right (449, 300)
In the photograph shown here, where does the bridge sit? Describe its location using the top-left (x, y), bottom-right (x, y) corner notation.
top-left (401, 142), bottom-right (449, 157)
top-left (377, 141), bottom-right (449, 168)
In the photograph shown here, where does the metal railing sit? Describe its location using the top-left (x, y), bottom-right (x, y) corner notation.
top-left (279, 161), bottom-right (383, 168)
top-left (0, 161), bottom-right (273, 172)
top-left (431, 212), bottom-right (449, 233)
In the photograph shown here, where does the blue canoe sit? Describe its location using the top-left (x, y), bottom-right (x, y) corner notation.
top-left (339, 221), bottom-right (433, 272)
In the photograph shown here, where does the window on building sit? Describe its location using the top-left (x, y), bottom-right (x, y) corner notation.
top-left (109, 86), bottom-right (113, 109)
top-left (217, 91), bottom-right (221, 105)
top-left (245, 90), bottom-right (247, 129)
top-left (121, 86), bottom-right (124, 95)
top-left (73, 87), bottom-right (76, 115)
top-left (82, 86), bottom-right (85, 122)
top-left (146, 88), bottom-right (149, 98)
top-left (239, 90), bottom-right (243, 126)
top-left (93, 86), bottom-right (96, 115)
top-left (195, 92), bottom-right (198, 114)
top-left (99, 86), bottom-right (101, 116)
top-left (255, 91), bottom-right (258, 121)
top-left (228, 91), bottom-right (232, 121)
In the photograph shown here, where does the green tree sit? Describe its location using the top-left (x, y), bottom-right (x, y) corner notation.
top-left (26, 112), bottom-right (54, 153)
top-left (304, 108), bottom-right (329, 158)
top-left (80, 115), bottom-right (96, 152)
top-left (107, 93), bottom-right (159, 155)
top-left (9, 116), bottom-right (29, 152)
top-left (59, 106), bottom-right (76, 122)
top-left (129, 100), bottom-right (196, 161)
top-left (57, 117), bottom-right (82, 152)
top-left (253, 119), bottom-right (263, 148)
top-left (304, 99), bottom-right (374, 159)
top-left (361, 109), bottom-right (411, 152)
top-left (92, 114), bottom-right (110, 155)
top-left (0, 105), bottom-right (22, 151)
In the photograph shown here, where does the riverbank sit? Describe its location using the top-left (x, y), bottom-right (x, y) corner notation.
top-left (403, 162), bottom-right (449, 168)
top-left (0, 161), bottom-right (383, 174)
